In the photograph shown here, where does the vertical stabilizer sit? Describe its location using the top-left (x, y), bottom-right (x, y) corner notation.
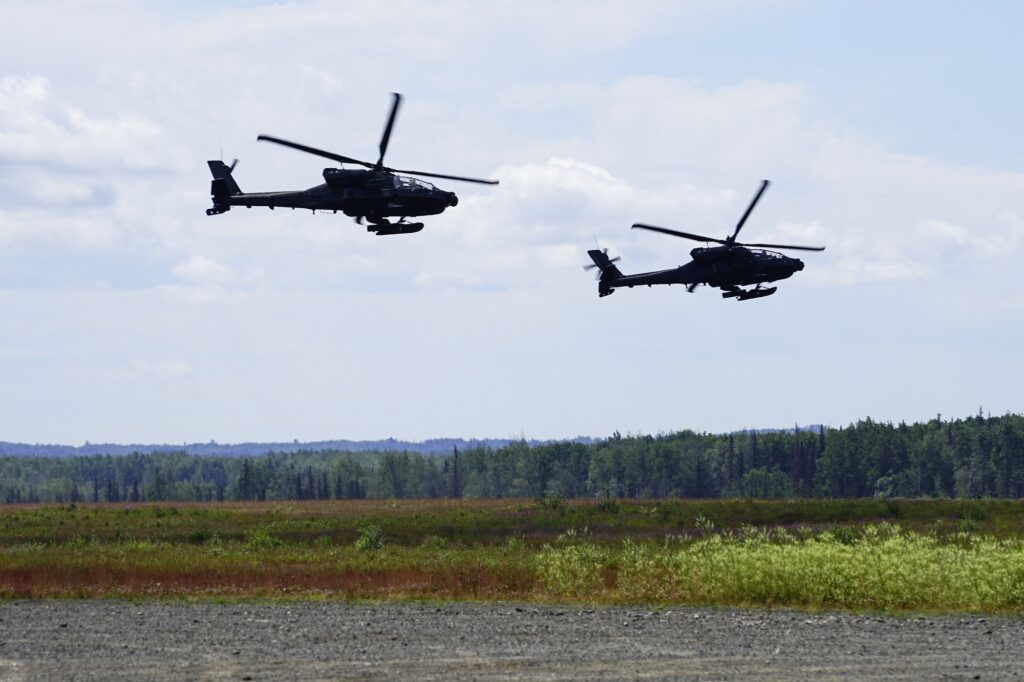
top-left (586, 249), bottom-right (623, 297)
top-left (207, 160), bottom-right (240, 215)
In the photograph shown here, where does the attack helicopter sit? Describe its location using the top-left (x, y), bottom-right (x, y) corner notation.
top-left (206, 93), bottom-right (498, 235)
top-left (585, 180), bottom-right (825, 301)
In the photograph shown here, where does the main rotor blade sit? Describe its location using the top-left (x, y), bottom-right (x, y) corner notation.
top-left (739, 242), bottom-right (826, 252)
top-left (391, 168), bottom-right (499, 185)
top-left (377, 92), bottom-right (402, 167)
top-left (631, 223), bottom-right (727, 244)
top-left (731, 179), bottom-right (770, 241)
top-left (257, 135), bottom-right (373, 168)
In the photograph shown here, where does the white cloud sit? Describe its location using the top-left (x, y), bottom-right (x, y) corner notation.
top-left (172, 255), bottom-right (239, 285)
top-left (918, 219), bottom-right (1016, 257)
top-left (0, 74), bottom-right (166, 170)
top-left (0, 208), bottom-right (121, 249)
top-left (1, 1), bottom-right (1023, 442)
top-left (128, 359), bottom-right (194, 380)
top-left (810, 257), bottom-right (930, 286)
top-left (2, 55), bottom-right (1022, 296)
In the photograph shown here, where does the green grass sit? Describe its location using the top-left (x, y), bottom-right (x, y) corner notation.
top-left (3, 498), bottom-right (1022, 546)
top-left (2, 499), bottom-right (1024, 613)
top-left (542, 524), bottom-right (1024, 613)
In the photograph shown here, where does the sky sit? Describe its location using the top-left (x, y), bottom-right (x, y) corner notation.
top-left (1, 0), bottom-right (1022, 444)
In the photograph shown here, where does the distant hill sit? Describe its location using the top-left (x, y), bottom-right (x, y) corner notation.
top-left (0, 437), bottom-right (597, 458)
top-left (0, 428), bottom-right (824, 458)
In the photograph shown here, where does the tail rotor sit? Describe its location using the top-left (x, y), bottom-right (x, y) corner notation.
top-left (585, 247), bottom-right (623, 297)
top-left (206, 158), bottom-right (241, 216)
top-left (583, 247), bottom-right (621, 280)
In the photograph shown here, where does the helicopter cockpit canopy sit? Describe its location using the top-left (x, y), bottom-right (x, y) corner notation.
top-left (690, 246), bottom-right (791, 262)
top-left (393, 175), bottom-right (436, 190)
top-left (749, 248), bottom-right (788, 259)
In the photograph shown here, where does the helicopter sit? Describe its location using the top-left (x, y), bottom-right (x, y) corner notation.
top-left (206, 93), bottom-right (498, 235)
top-left (585, 180), bottom-right (825, 301)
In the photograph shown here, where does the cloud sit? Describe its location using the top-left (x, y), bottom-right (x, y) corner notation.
top-left (3, 63), bottom-right (1023, 297)
top-left (0, 208), bottom-right (121, 250)
top-left (557, 77), bottom-right (1024, 286)
top-left (453, 157), bottom-right (643, 243)
top-left (171, 254), bottom-right (259, 287)
top-left (5, 11), bottom-right (1021, 294)
top-left (128, 359), bottom-right (194, 380)
top-left (84, 357), bottom-right (195, 382)
top-left (0, 73), bottom-right (184, 259)
top-left (0, 74), bottom-right (165, 170)
top-left (918, 219), bottom-right (1017, 258)
top-left (2, 1), bottom-right (1024, 443)
top-left (811, 257), bottom-right (930, 286)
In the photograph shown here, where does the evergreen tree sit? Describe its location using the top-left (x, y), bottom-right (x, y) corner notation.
top-left (451, 446), bottom-right (461, 498)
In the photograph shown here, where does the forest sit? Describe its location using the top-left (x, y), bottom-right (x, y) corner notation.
top-left (3, 412), bottom-right (1023, 504)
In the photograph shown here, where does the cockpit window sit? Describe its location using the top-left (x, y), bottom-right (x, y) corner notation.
top-left (751, 249), bottom-right (785, 259)
top-left (393, 175), bottom-right (435, 190)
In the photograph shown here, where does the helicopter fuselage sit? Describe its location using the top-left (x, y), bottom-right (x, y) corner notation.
top-left (591, 180), bottom-right (823, 301)
top-left (206, 93), bottom-right (496, 235)
top-left (605, 245), bottom-right (804, 296)
top-left (208, 167), bottom-right (458, 234)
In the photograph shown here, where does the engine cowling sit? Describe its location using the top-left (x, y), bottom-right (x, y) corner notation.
top-left (323, 167), bottom-right (375, 188)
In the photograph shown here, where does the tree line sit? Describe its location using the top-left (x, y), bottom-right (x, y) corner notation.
top-left (3, 412), bottom-right (1023, 504)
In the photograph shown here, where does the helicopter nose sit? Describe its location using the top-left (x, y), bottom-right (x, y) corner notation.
top-left (795, 259), bottom-right (804, 271)
top-left (448, 192), bottom-right (459, 207)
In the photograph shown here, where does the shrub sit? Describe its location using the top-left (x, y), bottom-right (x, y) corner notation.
top-left (828, 523), bottom-right (856, 545)
top-left (504, 535), bottom-right (527, 552)
top-left (187, 527), bottom-right (213, 544)
top-left (957, 517), bottom-right (980, 534)
top-left (958, 501), bottom-right (990, 523)
top-left (152, 506), bottom-right (179, 518)
top-left (355, 524), bottom-right (386, 551)
top-left (246, 528), bottom-right (281, 550)
top-left (694, 514), bottom-right (715, 534)
top-left (420, 535), bottom-right (449, 550)
top-left (537, 543), bottom-right (608, 596)
top-left (554, 527), bottom-right (589, 544)
top-left (536, 495), bottom-right (564, 512)
top-left (614, 524), bottom-right (1024, 612)
top-left (66, 534), bottom-right (90, 548)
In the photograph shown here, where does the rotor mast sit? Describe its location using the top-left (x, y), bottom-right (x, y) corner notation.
top-left (631, 180), bottom-right (825, 252)
top-left (255, 93), bottom-right (499, 185)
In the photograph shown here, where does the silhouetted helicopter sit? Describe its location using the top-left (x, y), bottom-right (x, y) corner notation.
top-left (586, 180), bottom-right (825, 301)
top-left (206, 93), bottom-right (498, 235)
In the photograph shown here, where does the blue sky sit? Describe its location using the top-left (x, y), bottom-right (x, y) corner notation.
top-left (0, 1), bottom-right (1021, 443)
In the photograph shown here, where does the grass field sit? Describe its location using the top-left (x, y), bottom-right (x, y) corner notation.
top-left (2, 498), bottom-right (1023, 613)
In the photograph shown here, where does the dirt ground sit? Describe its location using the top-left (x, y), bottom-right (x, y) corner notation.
top-left (1, 600), bottom-right (1022, 680)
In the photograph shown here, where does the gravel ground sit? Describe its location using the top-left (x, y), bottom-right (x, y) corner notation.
top-left (0, 600), bottom-right (1022, 680)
